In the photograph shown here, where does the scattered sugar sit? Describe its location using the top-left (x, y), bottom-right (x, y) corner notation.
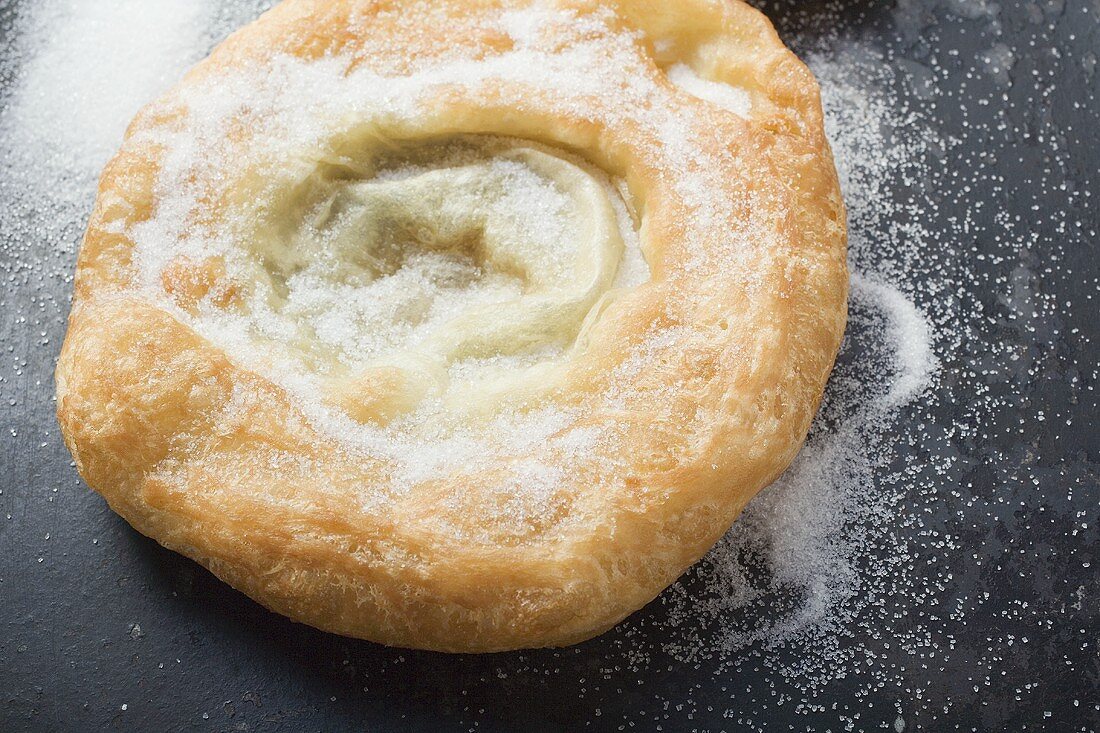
top-left (654, 268), bottom-right (934, 678)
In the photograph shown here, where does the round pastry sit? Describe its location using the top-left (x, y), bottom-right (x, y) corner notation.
top-left (56, 0), bottom-right (847, 652)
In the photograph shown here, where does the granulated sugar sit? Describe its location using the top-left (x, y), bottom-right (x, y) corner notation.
top-left (8, 0), bottom-right (210, 176)
top-left (667, 63), bottom-right (753, 117)
top-left (4, 0), bottom-right (272, 186)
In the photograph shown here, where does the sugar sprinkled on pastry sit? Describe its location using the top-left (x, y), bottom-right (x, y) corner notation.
top-left (56, 0), bottom-right (847, 652)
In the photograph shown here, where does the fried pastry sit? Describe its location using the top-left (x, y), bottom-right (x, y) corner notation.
top-left (56, 0), bottom-right (847, 652)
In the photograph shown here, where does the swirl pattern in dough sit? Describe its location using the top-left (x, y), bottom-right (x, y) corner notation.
top-left (56, 0), bottom-right (847, 651)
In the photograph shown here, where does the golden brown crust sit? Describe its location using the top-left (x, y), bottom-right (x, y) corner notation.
top-left (57, 0), bottom-right (846, 652)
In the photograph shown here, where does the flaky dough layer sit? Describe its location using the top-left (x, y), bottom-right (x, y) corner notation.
top-left (57, 0), bottom-right (847, 652)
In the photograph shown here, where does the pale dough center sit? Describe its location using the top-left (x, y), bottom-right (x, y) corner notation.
top-left (211, 140), bottom-right (636, 423)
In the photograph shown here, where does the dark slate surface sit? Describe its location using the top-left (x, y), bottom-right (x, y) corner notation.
top-left (1, 0), bottom-right (1097, 731)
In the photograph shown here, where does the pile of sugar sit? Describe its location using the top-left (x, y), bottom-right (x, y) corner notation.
top-left (667, 63), bottom-right (753, 117)
top-left (4, 0), bottom-right (272, 187)
top-left (0, 0), bottom-right (1040, 727)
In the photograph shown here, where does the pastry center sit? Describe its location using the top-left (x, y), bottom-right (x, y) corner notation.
top-left (162, 137), bottom-right (647, 423)
top-left (255, 143), bottom-right (623, 367)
